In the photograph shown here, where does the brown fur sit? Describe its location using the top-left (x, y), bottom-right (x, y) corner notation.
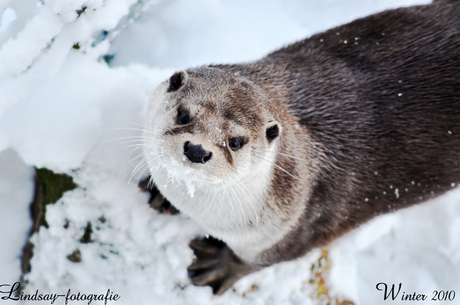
top-left (144, 0), bottom-right (460, 294)
top-left (198, 1), bottom-right (460, 265)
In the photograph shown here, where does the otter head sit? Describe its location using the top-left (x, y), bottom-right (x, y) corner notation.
top-left (143, 67), bottom-right (282, 201)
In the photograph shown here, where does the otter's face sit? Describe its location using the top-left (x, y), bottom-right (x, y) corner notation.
top-left (143, 67), bottom-right (282, 192)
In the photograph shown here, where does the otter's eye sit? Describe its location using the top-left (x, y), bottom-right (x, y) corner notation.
top-left (229, 138), bottom-right (242, 151)
top-left (177, 110), bottom-right (190, 125)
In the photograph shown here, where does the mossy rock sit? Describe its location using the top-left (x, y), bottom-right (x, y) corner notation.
top-left (31, 167), bottom-right (77, 233)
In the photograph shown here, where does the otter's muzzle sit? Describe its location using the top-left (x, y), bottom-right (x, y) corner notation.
top-left (183, 141), bottom-right (212, 164)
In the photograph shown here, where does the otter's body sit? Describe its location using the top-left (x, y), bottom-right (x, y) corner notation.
top-left (141, 1), bottom-right (460, 294)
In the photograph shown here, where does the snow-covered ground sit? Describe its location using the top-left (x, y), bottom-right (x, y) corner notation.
top-left (2, 0), bottom-right (459, 304)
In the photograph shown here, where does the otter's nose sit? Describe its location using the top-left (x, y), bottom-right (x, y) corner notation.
top-left (183, 141), bottom-right (212, 164)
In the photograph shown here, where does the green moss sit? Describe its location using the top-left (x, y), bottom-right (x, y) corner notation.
top-left (36, 167), bottom-right (77, 205)
top-left (32, 167), bottom-right (77, 232)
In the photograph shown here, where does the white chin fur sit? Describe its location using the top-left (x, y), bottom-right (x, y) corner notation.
top-left (145, 146), bottom-right (301, 263)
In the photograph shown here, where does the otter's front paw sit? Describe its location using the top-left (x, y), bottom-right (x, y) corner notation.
top-left (138, 176), bottom-right (179, 214)
top-left (187, 236), bottom-right (254, 295)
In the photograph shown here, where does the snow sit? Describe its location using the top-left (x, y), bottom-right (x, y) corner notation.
top-left (3, 0), bottom-right (459, 304)
top-left (328, 191), bottom-right (460, 304)
top-left (0, 149), bottom-right (34, 286)
top-left (0, 7), bottom-right (17, 34)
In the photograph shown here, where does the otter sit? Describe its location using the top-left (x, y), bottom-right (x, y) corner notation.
top-left (139, 0), bottom-right (460, 295)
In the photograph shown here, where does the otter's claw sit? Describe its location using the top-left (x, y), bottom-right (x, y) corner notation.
top-left (138, 176), bottom-right (179, 214)
top-left (187, 236), bottom-right (254, 295)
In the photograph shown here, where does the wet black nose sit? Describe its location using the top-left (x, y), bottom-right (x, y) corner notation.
top-left (183, 141), bottom-right (212, 164)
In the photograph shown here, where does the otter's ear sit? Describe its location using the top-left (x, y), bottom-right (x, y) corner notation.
top-left (266, 121), bottom-right (282, 143)
top-left (167, 70), bottom-right (188, 92)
